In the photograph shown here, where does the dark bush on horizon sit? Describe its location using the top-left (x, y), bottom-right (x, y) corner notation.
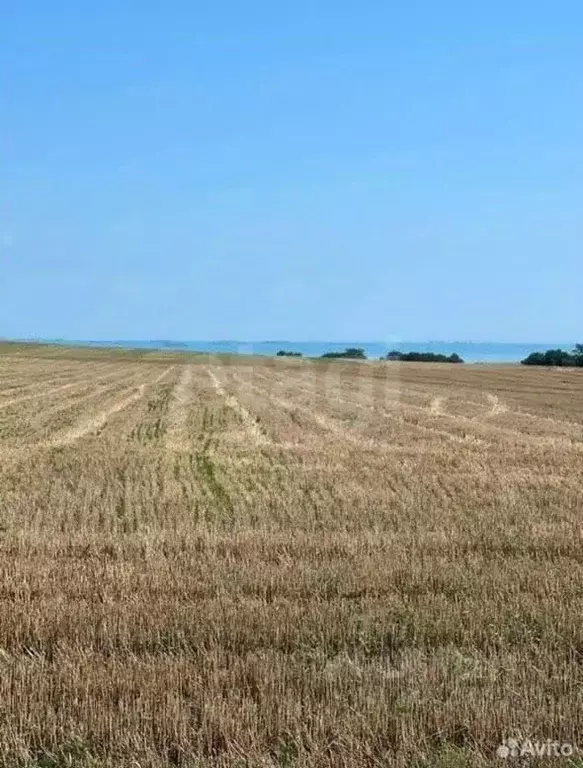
top-left (276, 350), bottom-right (303, 357)
top-left (521, 345), bottom-right (583, 367)
top-left (321, 347), bottom-right (367, 360)
top-left (385, 350), bottom-right (464, 364)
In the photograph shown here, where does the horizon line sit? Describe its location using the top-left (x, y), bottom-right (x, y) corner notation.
top-left (5, 337), bottom-right (578, 347)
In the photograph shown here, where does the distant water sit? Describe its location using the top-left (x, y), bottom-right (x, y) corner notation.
top-left (37, 339), bottom-right (575, 363)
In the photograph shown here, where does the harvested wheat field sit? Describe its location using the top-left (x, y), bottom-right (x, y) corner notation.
top-left (0, 344), bottom-right (582, 767)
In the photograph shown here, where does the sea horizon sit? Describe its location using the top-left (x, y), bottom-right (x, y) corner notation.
top-left (7, 338), bottom-right (578, 364)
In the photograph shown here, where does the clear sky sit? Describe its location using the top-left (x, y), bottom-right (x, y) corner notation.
top-left (2, 1), bottom-right (582, 342)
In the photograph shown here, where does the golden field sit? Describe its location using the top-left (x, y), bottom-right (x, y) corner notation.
top-left (0, 343), bottom-right (582, 767)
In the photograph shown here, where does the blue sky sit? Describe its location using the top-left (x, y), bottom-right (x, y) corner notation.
top-left (2, 1), bottom-right (582, 342)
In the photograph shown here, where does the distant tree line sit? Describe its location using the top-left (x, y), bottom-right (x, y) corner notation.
top-left (277, 345), bottom-right (583, 366)
top-left (385, 350), bottom-right (464, 363)
top-left (320, 347), bottom-right (367, 360)
top-left (279, 347), bottom-right (467, 363)
top-left (521, 344), bottom-right (583, 367)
